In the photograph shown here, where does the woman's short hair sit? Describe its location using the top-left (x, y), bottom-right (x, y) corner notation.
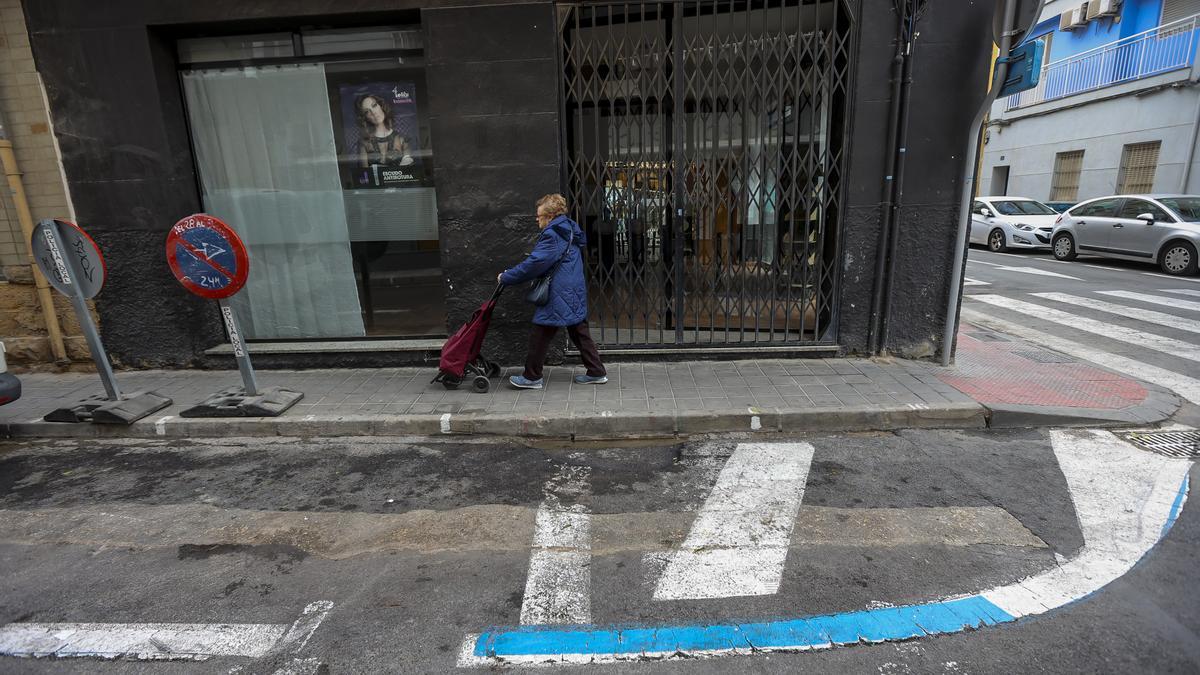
top-left (355, 94), bottom-right (393, 132)
top-left (536, 194), bottom-right (569, 218)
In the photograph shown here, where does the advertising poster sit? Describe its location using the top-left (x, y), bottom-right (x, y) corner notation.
top-left (337, 82), bottom-right (424, 189)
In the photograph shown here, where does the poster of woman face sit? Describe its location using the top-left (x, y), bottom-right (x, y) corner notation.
top-left (338, 82), bottom-right (424, 188)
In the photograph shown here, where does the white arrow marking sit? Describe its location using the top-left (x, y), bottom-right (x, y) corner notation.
top-left (197, 241), bottom-right (227, 261)
top-left (994, 265), bottom-right (1082, 280)
top-left (653, 442), bottom-right (814, 600)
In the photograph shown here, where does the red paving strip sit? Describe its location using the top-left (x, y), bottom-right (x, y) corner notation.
top-left (940, 326), bottom-right (1148, 410)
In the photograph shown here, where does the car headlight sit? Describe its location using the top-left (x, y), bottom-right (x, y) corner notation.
top-left (1016, 223), bottom-right (1034, 231)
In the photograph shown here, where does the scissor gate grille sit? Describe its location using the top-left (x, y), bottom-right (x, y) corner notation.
top-left (559, 0), bottom-right (853, 348)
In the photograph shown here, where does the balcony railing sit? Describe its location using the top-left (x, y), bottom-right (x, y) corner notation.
top-left (1006, 14), bottom-right (1198, 110)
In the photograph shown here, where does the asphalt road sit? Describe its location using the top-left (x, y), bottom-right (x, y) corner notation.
top-left (0, 431), bottom-right (1196, 674)
top-left (962, 245), bottom-right (1200, 419)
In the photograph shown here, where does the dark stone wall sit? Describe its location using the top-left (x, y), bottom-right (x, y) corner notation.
top-left (23, 0), bottom-right (557, 368)
top-left (838, 0), bottom-right (992, 359)
top-left (424, 3), bottom-right (563, 366)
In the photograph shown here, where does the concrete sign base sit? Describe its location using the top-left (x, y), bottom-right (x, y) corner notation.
top-left (44, 391), bottom-right (172, 424)
top-left (179, 386), bottom-right (303, 418)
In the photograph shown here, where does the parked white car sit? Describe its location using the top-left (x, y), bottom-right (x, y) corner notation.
top-left (970, 197), bottom-right (1061, 252)
top-left (1051, 194), bottom-right (1200, 276)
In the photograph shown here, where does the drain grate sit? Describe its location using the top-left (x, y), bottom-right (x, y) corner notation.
top-left (1012, 349), bottom-right (1076, 364)
top-left (1122, 430), bottom-right (1200, 459)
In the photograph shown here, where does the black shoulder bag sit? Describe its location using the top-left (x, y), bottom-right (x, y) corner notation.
top-left (525, 228), bottom-right (574, 307)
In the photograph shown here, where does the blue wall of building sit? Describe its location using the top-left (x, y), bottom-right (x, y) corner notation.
top-left (1046, 0), bottom-right (1164, 61)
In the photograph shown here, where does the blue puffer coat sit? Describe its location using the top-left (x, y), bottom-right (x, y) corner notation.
top-left (500, 215), bottom-right (588, 326)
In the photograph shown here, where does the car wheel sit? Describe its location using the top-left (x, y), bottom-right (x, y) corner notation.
top-left (1160, 241), bottom-right (1199, 276)
top-left (1052, 233), bottom-right (1077, 261)
top-left (988, 228), bottom-right (1008, 253)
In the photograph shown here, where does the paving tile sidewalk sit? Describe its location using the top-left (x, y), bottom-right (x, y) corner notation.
top-left (0, 327), bottom-right (1179, 440)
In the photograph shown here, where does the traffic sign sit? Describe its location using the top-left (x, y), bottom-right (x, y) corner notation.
top-left (31, 219), bottom-right (106, 299)
top-left (166, 213), bottom-right (249, 300)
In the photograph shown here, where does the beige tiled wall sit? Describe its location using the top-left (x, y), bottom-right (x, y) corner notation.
top-left (0, 0), bottom-right (73, 276)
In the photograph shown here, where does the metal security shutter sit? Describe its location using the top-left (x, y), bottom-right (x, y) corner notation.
top-left (1050, 150), bottom-right (1083, 201)
top-left (1162, 0), bottom-right (1200, 24)
top-left (1116, 141), bottom-right (1161, 194)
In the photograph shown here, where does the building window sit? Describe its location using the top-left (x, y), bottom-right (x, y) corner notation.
top-left (1050, 150), bottom-right (1083, 202)
top-left (179, 28), bottom-right (444, 340)
top-left (1161, 0), bottom-right (1200, 25)
top-left (1116, 141), bottom-right (1161, 194)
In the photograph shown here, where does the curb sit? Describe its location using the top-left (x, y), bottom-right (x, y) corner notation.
top-left (982, 387), bottom-right (1182, 429)
top-left (0, 402), bottom-right (989, 441)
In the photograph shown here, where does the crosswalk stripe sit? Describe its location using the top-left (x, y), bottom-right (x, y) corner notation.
top-left (520, 466), bottom-right (592, 625)
top-left (969, 294), bottom-right (1200, 363)
top-left (1098, 290), bottom-right (1200, 313)
top-left (1163, 288), bottom-right (1200, 299)
top-left (653, 442), bottom-right (814, 600)
top-left (1032, 292), bottom-right (1200, 335)
top-left (960, 308), bottom-right (1200, 404)
top-left (963, 278), bottom-right (990, 286)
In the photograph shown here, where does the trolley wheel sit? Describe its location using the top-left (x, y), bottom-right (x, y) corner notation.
top-left (472, 375), bottom-right (491, 394)
top-left (487, 361), bottom-right (502, 378)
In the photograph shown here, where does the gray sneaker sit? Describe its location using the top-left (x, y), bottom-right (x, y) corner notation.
top-left (573, 374), bottom-right (608, 385)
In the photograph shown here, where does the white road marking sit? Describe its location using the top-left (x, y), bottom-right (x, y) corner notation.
top-left (653, 442), bottom-right (815, 600)
top-left (154, 415), bottom-right (173, 436)
top-left (0, 623), bottom-right (286, 660)
top-left (970, 294), bottom-right (1200, 363)
top-left (520, 465), bottom-right (592, 625)
top-left (1100, 290), bottom-right (1200, 313)
top-left (991, 265), bottom-right (1082, 280)
top-left (1033, 292), bottom-right (1200, 334)
top-left (440, 413), bottom-right (452, 434)
top-left (963, 278), bottom-right (990, 286)
top-left (983, 429), bottom-right (1190, 617)
top-left (0, 602), bottom-right (331, 662)
top-left (1142, 272), bottom-right (1200, 283)
top-left (969, 259), bottom-right (1002, 267)
top-left (961, 307), bottom-right (1200, 403)
top-left (1163, 288), bottom-right (1200, 298)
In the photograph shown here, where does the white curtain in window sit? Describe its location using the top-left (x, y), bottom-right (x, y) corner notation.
top-left (182, 64), bottom-right (366, 339)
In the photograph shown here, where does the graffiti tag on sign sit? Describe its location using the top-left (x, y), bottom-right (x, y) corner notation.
top-left (221, 304), bottom-right (246, 358)
top-left (165, 214), bottom-right (250, 300)
top-left (30, 219), bottom-right (106, 299)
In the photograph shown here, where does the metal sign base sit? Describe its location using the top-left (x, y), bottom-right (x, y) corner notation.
top-left (44, 391), bottom-right (172, 424)
top-left (179, 386), bottom-right (303, 418)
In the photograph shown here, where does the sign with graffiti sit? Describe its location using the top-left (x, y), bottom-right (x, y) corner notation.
top-left (166, 213), bottom-right (250, 300)
top-left (30, 219), bottom-right (106, 299)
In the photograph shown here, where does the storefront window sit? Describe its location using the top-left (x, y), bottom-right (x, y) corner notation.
top-left (180, 30), bottom-right (443, 340)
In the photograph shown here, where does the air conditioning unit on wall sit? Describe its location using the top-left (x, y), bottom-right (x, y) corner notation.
top-left (1087, 0), bottom-right (1121, 20)
top-left (1059, 6), bottom-right (1087, 30)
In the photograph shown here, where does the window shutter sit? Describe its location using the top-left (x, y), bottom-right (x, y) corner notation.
top-left (1116, 142), bottom-right (1161, 194)
top-left (1162, 0), bottom-right (1200, 25)
top-left (1050, 150), bottom-right (1084, 202)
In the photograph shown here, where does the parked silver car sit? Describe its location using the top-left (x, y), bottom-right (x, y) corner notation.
top-left (1051, 194), bottom-right (1200, 276)
top-left (969, 197), bottom-right (1060, 252)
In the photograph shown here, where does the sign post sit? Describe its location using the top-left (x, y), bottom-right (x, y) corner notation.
top-left (33, 219), bottom-right (172, 424)
top-left (166, 213), bottom-right (302, 417)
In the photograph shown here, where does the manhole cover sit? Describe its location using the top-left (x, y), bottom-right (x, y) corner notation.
top-left (1013, 349), bottom-right (1075, 364)
top-left (1123, 430), bottom-right (1200, 459)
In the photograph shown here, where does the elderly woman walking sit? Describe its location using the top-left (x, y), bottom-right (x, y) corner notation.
top-left (497, 194), bottom-right (607, 390)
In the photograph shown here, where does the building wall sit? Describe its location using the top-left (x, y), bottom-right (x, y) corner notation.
top-left (22, 0), bottom-right (994, 366)
top-left (0, 0), bottom-right (92, 366)
top-left (981, 85), bottom-right (1200, 199)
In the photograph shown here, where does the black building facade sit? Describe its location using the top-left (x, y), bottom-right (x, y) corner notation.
top-left (24, 0), bottom-right (991, 369)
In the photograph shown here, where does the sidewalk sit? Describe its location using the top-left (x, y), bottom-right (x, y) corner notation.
top-left (0, 326), bottom-right (1180, 440)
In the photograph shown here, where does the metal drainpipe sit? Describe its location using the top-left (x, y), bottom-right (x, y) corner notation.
top-left (0, 114), bottom-right (69, 364)
top-left (940, 0), bottom-right (1016, 366)
top-left (878, 18), bottom-right (918, 352)
top-left (867, 29), bottom-right (908, 355)
top-left (1180, 77), bottom-right (1200, 193)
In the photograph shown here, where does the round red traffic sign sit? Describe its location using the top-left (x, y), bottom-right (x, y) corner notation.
top-left (166, 214), bottom-right (249, 299)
